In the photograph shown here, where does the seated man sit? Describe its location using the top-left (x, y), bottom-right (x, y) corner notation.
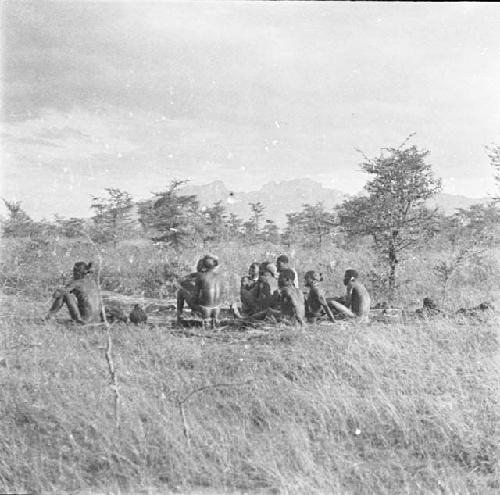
top-left (246, 262), bottom-right (281, 320)
top-left (177, 254), bottom-right (223, 328)
top-left (193, 254), bottom-right (224, 328)
top-left (46, 262), bottom-right (100, 323)
top-left (176, 258), bottom-right (205, 321)
top-left (328, 269), bottom-right (371, 322)
top-left (46, 262), bottom-right (126, 324)
top-left (240, 262), bottom-right (261, 315)
top-left (278, 269), bottom-right (305, 326)
top-left (241, 262), bottom-right (260, 290)
top-left (304, 270), bottom-right (335, 323)
top-left (276, 254), bottom-right (299, 288)
top-left (256, 262), bottom-right (280, 312)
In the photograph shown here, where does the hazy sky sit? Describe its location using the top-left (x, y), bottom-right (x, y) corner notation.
top-left (2, 1), bottom-right (500, 219)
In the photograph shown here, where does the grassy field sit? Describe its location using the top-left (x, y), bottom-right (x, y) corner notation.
top-left (1, 295), bottom-right (498, 494)
top-left (0, 239), bottom-right (499, 494)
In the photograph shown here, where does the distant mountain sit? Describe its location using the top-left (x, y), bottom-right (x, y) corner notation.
top-left (181, 179), bottom-right (349, 228)
top-left (428, 193), bottom-right (490, 215)
top-left (170, 179), bottom-right (489, 228)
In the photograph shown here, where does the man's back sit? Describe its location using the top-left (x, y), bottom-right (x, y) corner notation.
top-left (68, 277), bottom-right (102, 322)
top-left (347, 280), bottom-right (371, 318)
top-left (196, 270), bottom-right (223, 307)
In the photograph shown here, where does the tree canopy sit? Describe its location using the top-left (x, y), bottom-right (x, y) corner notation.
top-left (337, 141), bottom-right (442, 299)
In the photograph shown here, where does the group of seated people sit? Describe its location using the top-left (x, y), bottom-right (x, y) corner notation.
top-left (238, 255), bottom-right (370, 325)
top-left (46, 253), bottom-right (371, 327)
top-left (177, 253), bottom-right (371, 326)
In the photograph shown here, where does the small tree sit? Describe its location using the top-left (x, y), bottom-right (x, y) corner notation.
top-left (138, 180), bottom-right (201, 247)
top-left (202, 201), bottom-right (230, 243)
top-left (243, 202), bottom-right (266, 243)
top-left (90, 188), bottom-right (135, 246)
top-left (262, 219), bottom-right (280, 244)
top-left (227, 213), bottom-right (243, 240)
top-left (1, 199), bottom-right (35, 237)
top-left (433, 203), bottom-right (499, 306)
top-left (284, 202), bottom-right (336, 247)
top-left (249, 202), bottom-right (265, 234)
top-left (55, 215), bottom-right (87, 238)
top-left (337, 140), bottom-right (442, 301)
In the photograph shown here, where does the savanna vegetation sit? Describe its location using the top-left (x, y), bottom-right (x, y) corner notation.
top-left (1, 142), bottom-right (499, 494)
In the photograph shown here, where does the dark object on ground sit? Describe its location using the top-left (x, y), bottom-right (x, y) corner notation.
top-left (129, 304), bottom-right (147, 325)
top-left (105, 305), bottom-right (128, 323)
top-left (456, 301), bottom-right (495, 317)
top-left (423, 297), bottom-right (439, 310)
top-left (416, 297), bottom-right (443, 317)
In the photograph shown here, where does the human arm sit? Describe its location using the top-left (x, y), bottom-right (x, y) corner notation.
top-left (315, 287), bottom-right (335, 322)
top-left (345, 281), bottom-right (353, 308)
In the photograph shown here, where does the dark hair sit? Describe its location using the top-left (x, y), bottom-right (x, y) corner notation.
top-left (73, 261), bottom-right (92, 279)
top-left (344, 269), bottom-right (359, 279)
top-left (305, 270), bottom-right (323, 282)
top-left (277, 254), bottom-right (289, 264)
top-left (202, 254), bottom-right (219, 269)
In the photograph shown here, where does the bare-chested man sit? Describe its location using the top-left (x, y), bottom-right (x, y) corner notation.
top-left (176, 254), bottom-right (223, 328)
top-left (176, 258), bottom-right (205, 320)
top-left (46, 262), bottom-right (127, 324)
top-left (255, 262), bottom-right (280, 313)
top-left (304, 270), bottom-right (335, 323)
top-left (328, 269), bottom-right (371, 322)
top-left (276, 255), bottom-right (299, 288)
top-left (193, 254), bottom-right (224, 328)
top-left (46, 262), bottom-right (100, 323)
top-left (278, 269), bottom-right (305, 325)
top-left (239, 262), bottom-right (261, 315)
top-left (243, 262), bottom-right (281, 320)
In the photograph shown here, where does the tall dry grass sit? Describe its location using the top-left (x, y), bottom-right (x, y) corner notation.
top-left (0, 293), bottom-right (498, 494)
top-left (0, 237), bottom-right (499, 493)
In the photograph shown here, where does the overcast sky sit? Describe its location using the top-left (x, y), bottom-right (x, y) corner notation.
top-left (2, 1), bottom-right (500, 219)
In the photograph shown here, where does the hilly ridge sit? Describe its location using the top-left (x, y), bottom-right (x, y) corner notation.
top-left (180, 179), bottom-right (489, 228)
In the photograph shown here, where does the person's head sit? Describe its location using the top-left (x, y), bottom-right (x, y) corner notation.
top-left (278, 268), bottom-right (296, 289)
top-left (276, 254), bottom-right (290, 271)
top-left (202, 254), bottom-right (219, 271)
top-left (259, 262), bottom-right (278, 280)
top-left (343, 269), bottom-right (359, 286)
top-left (73, 262), bottom-right (93, 280)
top-left (248, 262), bottom-right (260, 280)
top-left (305, 270), bottom-right (323, 287)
